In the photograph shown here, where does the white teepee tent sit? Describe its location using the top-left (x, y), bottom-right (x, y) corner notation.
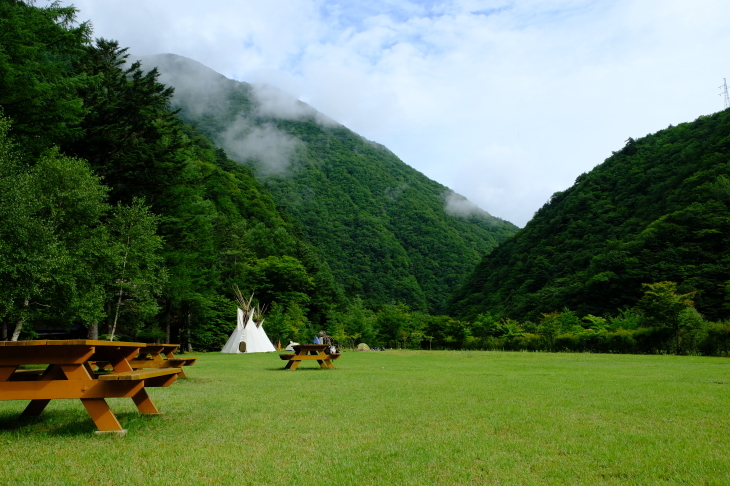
top-left (221, 288), bottom-right (276, 353)
top-left (247, 303), bottom-right (276, 353)
top-left (221, 308), bottom-right (248, 353)
top-left (244, 318), bottom-right (276, 353)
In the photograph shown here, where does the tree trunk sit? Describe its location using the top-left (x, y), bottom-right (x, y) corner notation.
top-left (109, 233), bottom-right (131, 341)
top-left (11, 299), bottom-right (29, 341)
top-left (185, 310), bottom-right (192, 352)
top-left (108, 285), bottom-right (124, 341)
top-left (105, 301), bottom-right (114, 335)
top-left (1, 321), bottom-right (7, 340)
top-left (165, 300), bottom-right (172, 344)
top-left (87, 321), bottom-right (98, 340)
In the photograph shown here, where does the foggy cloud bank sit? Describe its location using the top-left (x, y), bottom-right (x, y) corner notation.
top-left (220, 118), bottom-right (302, 175)
top-left (443, 190), bottom-right (492, 219)
top-left (251, 84), bottom-right (337, 127)
top-left (135, 54), bottom-right (340, 175)
top-left (136, 54), bottom-right (234, 117)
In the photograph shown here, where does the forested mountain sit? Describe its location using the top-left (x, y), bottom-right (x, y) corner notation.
top-left (140, 54), bottom-right (518, 314)
top-left (451, 110), bottom-right (730, 322)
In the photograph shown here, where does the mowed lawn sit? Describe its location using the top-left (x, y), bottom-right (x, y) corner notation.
top-left (1, 351), bottom-right (729, 485)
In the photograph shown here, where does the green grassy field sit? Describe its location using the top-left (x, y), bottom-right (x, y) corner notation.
top-left (1, 350), bottom-right (728, 485)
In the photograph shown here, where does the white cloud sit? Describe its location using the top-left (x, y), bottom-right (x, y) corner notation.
top-left (219, 118), bottom-right (302, 176)
top-left (443, 190), bottom-right (491, 218)
top-left (250, 84), bottom-right (338, 126)
top-left (68, 0), bottom-right (730, 226)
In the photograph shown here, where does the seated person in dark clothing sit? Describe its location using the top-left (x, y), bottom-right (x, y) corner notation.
top-left (317, 331), bottom-right (337, 353)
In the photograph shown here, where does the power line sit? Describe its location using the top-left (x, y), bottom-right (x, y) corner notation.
top-left (720, 78), bottom-right (730, 110)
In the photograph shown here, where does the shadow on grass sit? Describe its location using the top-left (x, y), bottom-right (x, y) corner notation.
top-left (0, 412), bottom-right (34, 431)
top-left (0, 411), bottom-right (98, 436)
top-left (268, 366), bottom-right (340, 371)
top-left (0, 410), bottom-right (165, 437)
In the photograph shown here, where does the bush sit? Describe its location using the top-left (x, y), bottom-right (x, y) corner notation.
top-left (698, 322), bottom-right (730, 356)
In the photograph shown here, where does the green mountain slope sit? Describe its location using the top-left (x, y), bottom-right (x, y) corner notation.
top-left (451, 111), bottom-right (730, 322)
top-left (142, 54), bottom-right (518, 313)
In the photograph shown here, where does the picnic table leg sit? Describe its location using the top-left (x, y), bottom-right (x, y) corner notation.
top-left (131, 389), bottom-right (160, 415)
top-left (81, 398), bottom-right (125, 433)
top-left (109, 348), bottom-right (137, 373)
top-left (20, 365), bottom-right (65, 418)
top-left (315, 351), bottom-right (335, 369)
top-left (21, 399), bottom-right (52, 417)
top-left (0, 366), bottom-right (18, 382)
top-left (288, 359), bottom-right (301, 370)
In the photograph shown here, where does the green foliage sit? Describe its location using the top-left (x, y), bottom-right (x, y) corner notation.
top-left (0, 4), bottom-right (343, 348)
top-left (637, 282), bottom-right (695, 327)
top-left (0, 0), bottom-right (91, 155)
top-left (452, 110), bottom-right (730, 322)
top-left (104, 199), bottom-right (167, 340)
top-left (263, 301), bottom-right (312, 345)
top-left (0, 117), bottom-right (103, 328)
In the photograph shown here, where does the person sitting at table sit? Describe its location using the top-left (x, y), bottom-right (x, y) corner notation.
top-left (313, 334), bottom-right (322, 344)
top-left (317, 331), bottom-right (337, 354)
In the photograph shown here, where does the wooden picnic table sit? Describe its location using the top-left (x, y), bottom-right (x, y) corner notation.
top-left (0, 340), bottom-right (182, 434)
top-left (279, 344), bottom-right (340, 370)
top-left (91, 343), bottom-right (197, 378)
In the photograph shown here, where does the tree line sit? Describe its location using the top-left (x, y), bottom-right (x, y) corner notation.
top-left (314, 282), bottom-right (729, 356)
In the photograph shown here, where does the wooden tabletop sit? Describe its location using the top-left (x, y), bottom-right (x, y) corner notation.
top-left (0, 339), bottom-right (147, 347)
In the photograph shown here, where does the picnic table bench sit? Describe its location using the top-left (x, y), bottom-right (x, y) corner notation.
top-left (0, 340), bottom-right (183, 434)
top-left (91, 343), bottom-right (196, 378)
top-left (279, 344), bottom-right (340, 370)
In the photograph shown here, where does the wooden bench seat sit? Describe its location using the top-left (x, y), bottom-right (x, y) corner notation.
top-left (97, 368), bottom-right (182, 381)
top-left (280, 354), bottom-right (339, 361)
top-left (167, 357), bottom-right (197, 366)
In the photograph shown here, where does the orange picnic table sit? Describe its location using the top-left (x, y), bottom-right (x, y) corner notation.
top-left (0, 340), bottom-right (182, 434)
top-left (279, 344), bottom-right (340, 370)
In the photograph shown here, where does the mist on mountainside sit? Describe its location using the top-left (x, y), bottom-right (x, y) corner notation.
top-left (138, 53), bottom-right (519, 313)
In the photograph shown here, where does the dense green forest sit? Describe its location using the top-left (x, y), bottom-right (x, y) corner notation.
top-left (142, 53), bottom-right (518, 314)
top-left (0, 0), bottom-right (341, 349)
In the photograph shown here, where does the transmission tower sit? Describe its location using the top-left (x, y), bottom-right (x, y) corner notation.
top-left (721, 78), bottom-right (730, 110)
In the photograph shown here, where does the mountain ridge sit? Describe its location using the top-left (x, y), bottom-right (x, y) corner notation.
top-left (140, 53), bottom-right (518, 313)
top-left (450, 110), bottom-right (730, 322)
